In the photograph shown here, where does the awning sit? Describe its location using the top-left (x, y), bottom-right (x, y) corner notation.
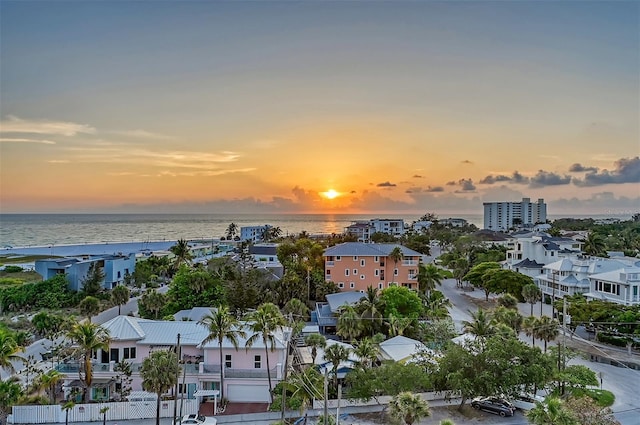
top-left (193, 390), bottom-right (220, 398)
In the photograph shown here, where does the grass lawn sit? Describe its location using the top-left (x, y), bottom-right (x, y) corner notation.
top-left (571, 388), bottom-right (615, 407)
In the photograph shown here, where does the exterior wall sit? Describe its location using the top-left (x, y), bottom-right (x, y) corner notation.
top-left (325, 252), bottom-right (421, 292)
top-left (588, 271), bottom-right (640, 306)
top-left (35, 255), bottom-right (136, 291)
top-left (484, 198), bottom-right (547, 231)
top-left (59, 342), bottom-right (285, 403)
top-left (103, 255), bottom-right (135, 289)
top-left (240, 226), bottom-right (269, 243)
top-left (370, 219), bottom-right (405, 236)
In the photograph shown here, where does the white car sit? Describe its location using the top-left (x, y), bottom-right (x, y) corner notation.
top-left (511, 394), bottom-right (545, 410)
top-left (179, 414), bottom-right (217, 425)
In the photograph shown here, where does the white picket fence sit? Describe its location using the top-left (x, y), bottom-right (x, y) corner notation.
top-left (10, 399), bottom-right (199, 424)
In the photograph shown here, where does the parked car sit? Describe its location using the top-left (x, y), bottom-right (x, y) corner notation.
top-left (511, 393), bottom-right (545, 410)
top-left (471, 396), bottom-right (515, 417)
top-left (179, 414), bottom-right (217, 424)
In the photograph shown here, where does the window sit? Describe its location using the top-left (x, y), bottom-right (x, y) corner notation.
top-left (336, 256), bottom-right (341, 261)
top-left (338, 282), bottom-right (344, 288)
top-left (353, 269), bottom-right (358, 275)
top-left (378, 283), bottom-right (383, 289)
top-left (254, 355), bottom-right (261, 369)
top-left (123, 347), bottom-right (136, 360)
top-left (345, 269), bottom-right (350, 276)
top-left (374, 270), bottom-right (379, 276)
top-left (326, 269), bottom-right (331, 275)
top-left (353, 256), bottom-right (358, 261)
top-left (394, 268), bottom-right (398, 276)
top-left (374, 256), bottom-right (379, 262)
top-left (360, 259), bottom-right (365, 267)
top-left (350, 282), bottom-right (355, 289)
top-left (360, 275), bottom-right (365, 280)
top-left (225, 354), bottom-right (232, 368)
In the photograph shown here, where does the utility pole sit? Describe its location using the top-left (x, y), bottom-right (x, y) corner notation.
top-left (324, 370), bottom-right (328, 425)
top-left (561, 298), bottom-right (568, 395)
top-left (336, 383), bottom-right (342, 425)
top-left (173, 333), bottom-right (181, 425)
top-left (551, 271), bottom-right (557, 319)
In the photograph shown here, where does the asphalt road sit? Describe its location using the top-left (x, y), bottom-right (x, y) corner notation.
top-left (438, 275), bottom-right (640, 425)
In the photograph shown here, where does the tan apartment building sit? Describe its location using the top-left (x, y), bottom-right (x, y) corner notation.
top-left (324, 242), bottom-right (422, 292)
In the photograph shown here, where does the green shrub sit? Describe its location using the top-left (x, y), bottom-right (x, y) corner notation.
top-left (3, 266), bottom-right (23, 273)
top-left (0, 278), bottom-right (23, 286)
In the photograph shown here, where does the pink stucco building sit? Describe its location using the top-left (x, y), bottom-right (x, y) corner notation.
top-left (323, 243), bottom-right (422, 292)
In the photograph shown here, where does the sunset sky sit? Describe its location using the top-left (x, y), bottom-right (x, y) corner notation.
top-left (1, 1), bottom-right (638, 215)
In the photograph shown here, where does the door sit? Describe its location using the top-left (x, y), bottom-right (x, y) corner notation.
top-left (226, 384), bottom-right (270, 402)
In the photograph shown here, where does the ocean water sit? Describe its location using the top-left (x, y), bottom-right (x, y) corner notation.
top-left (0, 213), bottom-right (480, 247)
top-left (0, 213), bottom-right (628, 248)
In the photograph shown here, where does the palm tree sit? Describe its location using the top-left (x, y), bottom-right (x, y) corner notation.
top-left (581, 232), bottom-right (606, 257)
top-left (389, 247), bottom-right (404, 276)
top-left (526, 396), bottom-right (576, 425)
top-left (439, 421), bottom-right (456, 425)
top-left (37, 369), bottom-right (63, 404)
top-left (353, 337), bottom-right (379, 369)
top-left (169, 239), bottom-right (193, 269)
top-left (140, 350), bottom-right (180, 425)
top-left (523, 315), bottom-right (538, 347)
top-left (282, 367), bottom-right (324, 416)
top-left (357, 286), bottom-right (383, 336)
top-left (0, 378), bottom-right (22, 425)
top-left (304, 333), bottom-right (326, 365)
top-left (462, 309), bottom-right (495, 340)
top-left (336, 305), bottom-right (362, 342)
top-left (66, 322), bottom-right (110, 403)
top-left (323, 343), bottom-right (351, 392)
top-left (79, 296), bottom-right (101, 322)
top-left (386, 315), bottom-right (412, 337)
top-left (111, 285), bottom-right (130, 315)
top-left (62, 400), bottom-right (75, 425)
top-left (140, 289), bottom-right (166, 319)
top-left (198, 306), bottom-right (246, 400)
top-left (245, 303), bottom-right (286, 403)
top-left (226, 222), bottom-right (238, 240)
top-left (522, 284), bottom-right (542, 316)
top-left (388, 391), bottom-right (431, 425)
top-left (418, 263), bottom-right (443, 297)
top-left (0, 331), bottom-right (24, 375)
top-left (422, 291), bottom-right (452, 320)
top-left (283, 298), bottom-right (310, 322)
top-left (491, 306), bottom-right (523, 334)
top-left (536, 316), bottom-right (560, 353)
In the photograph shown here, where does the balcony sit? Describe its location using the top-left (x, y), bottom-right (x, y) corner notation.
top-left (225, 367), bottom-right (277, 379)
top-left (203, 364), bottom-right (222, 374)
top-left (402, 260), bottom-right (418, 266)
top-left (326, 261), bottom-right (334, 266)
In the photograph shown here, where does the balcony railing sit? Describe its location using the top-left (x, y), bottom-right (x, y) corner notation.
top-left (56, 362), bottom-right (271, 379)
top-left (225, 367), bottom-right (277, 379)
top-left (402, 260), bottom-right (418, 266)
top-left (203, 364), bottom-right (222, 374)
top-left (326, 261), bottom-right (334, 266)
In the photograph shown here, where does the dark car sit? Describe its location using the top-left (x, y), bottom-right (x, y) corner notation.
top-left (471, 396), bottom-right (516, 417)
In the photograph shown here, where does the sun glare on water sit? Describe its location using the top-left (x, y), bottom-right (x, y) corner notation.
top-left (322, 189), bottom-right (340, 199)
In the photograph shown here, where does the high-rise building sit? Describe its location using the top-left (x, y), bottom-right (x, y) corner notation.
top-left (483, 197), bottom-right (547, 231)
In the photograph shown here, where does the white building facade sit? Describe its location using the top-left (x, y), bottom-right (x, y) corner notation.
top-left (483, 197), bottom-right (547, 231)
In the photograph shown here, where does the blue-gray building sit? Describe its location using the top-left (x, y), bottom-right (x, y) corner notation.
top-left (35, 254), bottom-right (135, 291)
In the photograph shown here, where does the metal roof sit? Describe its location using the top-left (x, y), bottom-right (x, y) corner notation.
top-left (324, 242), bottom-right (422, 257)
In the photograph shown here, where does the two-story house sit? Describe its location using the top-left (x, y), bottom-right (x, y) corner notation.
top-left (323, 243), bottom-right (422, 292)
top-left (58, 314), bottom-right (289, 404)
top-left (505, 232), bottom-right (582, 278)
top-left (35, 254), bottom-right (136, 291)
top-left (535, 256), bottom-right (640, 305)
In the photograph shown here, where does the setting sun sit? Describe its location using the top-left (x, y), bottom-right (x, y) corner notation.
top-left (322, 189), bottom-right (340, 199)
